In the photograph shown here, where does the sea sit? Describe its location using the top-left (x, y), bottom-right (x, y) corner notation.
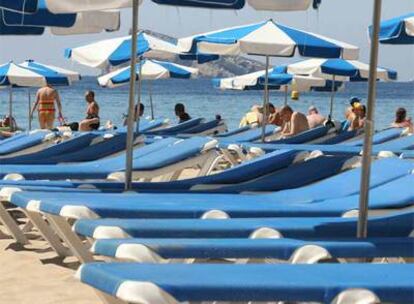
top-left (0, 77), bottom-right (413, 131)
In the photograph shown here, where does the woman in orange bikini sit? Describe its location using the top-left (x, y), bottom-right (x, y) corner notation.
top-left (30, 84), bottom-right (63, 129)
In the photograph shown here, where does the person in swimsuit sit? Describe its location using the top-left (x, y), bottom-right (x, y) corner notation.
top-left (31, 84), bottom-right (63, 129)
top-left (391, 107), bottom-right (413, 132)
top-left (79, 91), bottom-right (100, 131)
top-left (348, 103), bottom-right (366, 131)
top-left (279, 105), bottom-right (310, 138)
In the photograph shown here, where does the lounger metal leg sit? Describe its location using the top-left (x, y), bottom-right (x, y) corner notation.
top-left (45, 215), bottom-right (94, 264)
top-left (0, 202), bottom-right (29, 245)
top-left (197, 152), bottom-right (221, 177)
top-left (21, 221), bottom-right (34, 233)
top-left (220, 149), bottom-right (239, 166)
top-left (25, 211), bottom-right (72, 257)
top-left (95, 291), bottom-right (126, 304)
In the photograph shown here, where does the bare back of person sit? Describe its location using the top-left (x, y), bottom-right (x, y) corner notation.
top-left (32, 86), bottom-right (62, 129)
top-left (290, 112), bottom-right (310, 136)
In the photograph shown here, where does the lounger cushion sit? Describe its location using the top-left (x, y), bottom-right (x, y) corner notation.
top-left (78, 263), bottom-right (414, 303)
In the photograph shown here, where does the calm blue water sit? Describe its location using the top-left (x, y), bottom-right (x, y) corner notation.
top-left (0, 78), bottom-right (413, 131)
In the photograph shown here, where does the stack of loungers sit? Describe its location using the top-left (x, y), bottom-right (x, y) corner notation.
top-left (0, 122), bottom-right (413, 304)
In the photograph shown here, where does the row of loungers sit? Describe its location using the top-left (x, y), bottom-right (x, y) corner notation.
top-left (0, 117), bottom-right (227, 164)
top-left (0, 124), bottom-right (413, 303)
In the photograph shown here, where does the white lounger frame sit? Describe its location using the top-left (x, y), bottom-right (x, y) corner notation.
top-left (0, 140), bottom-right (222, 247)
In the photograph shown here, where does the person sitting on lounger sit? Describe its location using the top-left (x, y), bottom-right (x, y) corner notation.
top-left (31, 84), bottom-right (63, 129)
top-left (391, 107), bottom-right (413, 132)
top-left (79, 91), bottom-right (100, 131)
top-left (307, 106), bottom-right (326, 129)
top-left (239, 105), bottom-right (263, 127)
top-left (175, 103), bottom-right (191, 123)
top-left (267, 103), bottom-right (282, 126)
top-left (348, 102), bottom-right (366, 131)
top-left (0, 130), bottom-right (13, 138)
top-left (123, 103), bottom-right (145, 126)
top-left (280, 105), bottom-right (309, 138)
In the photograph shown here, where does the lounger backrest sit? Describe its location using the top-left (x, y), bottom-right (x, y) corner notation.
top-left (131, 137), bottom-right (216, 170)
top-left (375, 134), bottom-right (414, 151)
top-left (147, 118), bottom-right (204, 135)
top-left (0, 130), bottom-right (51, 155)
top-left (268, 125), bottom-right (329, 144)
top-left (266, 157), bottom-right (414, 202)
top-left (0, 132), bottom-right (99, 164)
top-left (215, 126), bottom-right (250, 138)
top-left (216, 155), bottom-right (353, 193)
top-left (85, 137), bottom-right (178, 170)
top-left (181, 119), bottom-right (223, 134)
top-left (221, 125), bottom-right (278, 143)
top-left (345, 128), bottom-right (402, 146)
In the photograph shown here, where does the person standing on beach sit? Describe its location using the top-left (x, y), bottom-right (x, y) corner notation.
top-left (31, 84), bottom-right (63, 129)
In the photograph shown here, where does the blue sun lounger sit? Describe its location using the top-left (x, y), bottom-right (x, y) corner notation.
top-left (0, 128), bottom-right (399, 190)
top-left (74, 211), bottom-right (414, 240)
top-left (267, 124), bottom-right (331, 144)
top-left (0, 132), bottom-right (101, 164)
top-left (241, 131), bottom-right (412, 155)
top-left (8, 160), bottom-right (414, 221)
top-left (0, 118), bottom-right (168, 164)
top-left (215, 126), bottom-right (250, 137)
top-left (0, 137), bottom-right (217, 180)
top-left (91, 237), bottom-right (414, 261)
top-left (179, 119), bottom-right (227, 135)
top-left (77, 263), bottom-right (414, 303)
top-left (146, 118), bottom-right (204, 136)
top-left (218, 125), bottom-right (279, 143)
top-left (0, 130), bottom-right (57, 155)
top-left (0, 151), bottom-right (354, 194)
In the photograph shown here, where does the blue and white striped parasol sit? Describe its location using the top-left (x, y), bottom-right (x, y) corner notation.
top-left (373, 12), bottom-right (414, 45)
top-left (0, 0), bottom-right (38, 13)
top-left (40, 0), bottom-right (319, 13)
top-left (213, 69), bottom-right (325, 91)
top-left (277, 58), bottom-right (397, 118)
top-left (98, 59), bottom-right (198, 88)
top-left (98, 59), bottom-right (197, 119)
top-left (179, 19), bottom-right (359, 59)
top-left (179, 18), bottom-right (359, 140)
top-left (0, 12), bottom-right (44, 35)
top-left (0, 61), bottom-right (71, 129)
top-left (0, 2), bottom-right (120, 35)
top-left (19, 60), bottom-right (81, 83)
top-left (65, 32), bottom-right (185, 69)
top-left (280, 58), bottom-right (397, 81)
top-left (0, 61), bottom-right (70, 87)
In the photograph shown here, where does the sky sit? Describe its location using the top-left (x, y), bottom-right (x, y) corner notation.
top-left (0, 0), bottom-right (413, 80)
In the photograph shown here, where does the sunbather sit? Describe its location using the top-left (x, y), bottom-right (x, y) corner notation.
top-left (307, 106), bottom-right (325, 128)
top-left (123, 103), bottom-right (145, 126)
top-left (0, 130), bottom-right (13, 138)
top-left (391, 107), bottom-right (413, 132)
top-left (268, 103), bottom-right (283, 126)
top-left (175, 103), bottom-right (191, 123)
top-left (239, 104), bottom-right (263, 127)
top-left (280, 105), bottom-right (309, 137)
top-left (348, 103), bottom-right (366, 131)
top-left (79, 91), bottom-right (100, 131)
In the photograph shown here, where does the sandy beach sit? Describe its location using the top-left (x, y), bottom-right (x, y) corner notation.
top-left (0, 230), bottom-right (99, 304)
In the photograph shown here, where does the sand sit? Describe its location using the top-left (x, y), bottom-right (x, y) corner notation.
top-left (0, 230), bottom-right (100, 304)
